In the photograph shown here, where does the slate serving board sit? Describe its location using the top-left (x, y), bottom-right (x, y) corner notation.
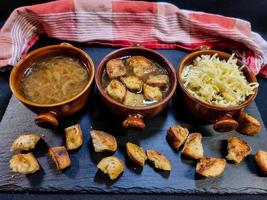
top-left (0, 92), bottom-right (267, 194)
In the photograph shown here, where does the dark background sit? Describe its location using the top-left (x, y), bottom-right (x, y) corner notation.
top-left (1, 0), bottom-right (267, 199)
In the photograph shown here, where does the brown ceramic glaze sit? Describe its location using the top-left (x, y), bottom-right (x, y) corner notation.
top-left (9, 43), bottom-right (95, 128)
top-left (177, 50), bottom-right (258, 132)
top-left (95, 47), bottom-right (177, 129)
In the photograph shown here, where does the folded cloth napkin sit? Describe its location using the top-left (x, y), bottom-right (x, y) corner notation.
top-left (0, 0), bottom-right (267, 77)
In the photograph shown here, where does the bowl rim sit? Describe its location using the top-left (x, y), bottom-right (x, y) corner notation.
top-left (177, 49), bottom-right (258, 111)
top-left (95, 46), bottom-right (177, 111)
top-left (9, 43), bottom-right (95, 108)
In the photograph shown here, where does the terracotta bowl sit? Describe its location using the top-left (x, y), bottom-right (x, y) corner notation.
top-left (177, 50), bottom-right (258, 132)
top-left (9, 43), bottom-right (95, 128)
top-left (95, 46), bottom-right (177, 129)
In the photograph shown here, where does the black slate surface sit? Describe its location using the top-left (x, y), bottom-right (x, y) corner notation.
top-left (0, 93), bottom-right (266, 194)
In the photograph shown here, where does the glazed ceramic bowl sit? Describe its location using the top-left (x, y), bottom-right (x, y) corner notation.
top-left (9, 43), bottom-right (95, 128)
top-left (95, 46), bottom-right (177, 129)
top-left (177, 50), bottom-right (258, 132)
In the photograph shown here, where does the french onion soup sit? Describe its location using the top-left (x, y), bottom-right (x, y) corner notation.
top-left (20, 56), bottom-right (89, 104)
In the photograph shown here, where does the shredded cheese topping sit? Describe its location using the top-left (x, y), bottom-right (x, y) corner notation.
top-left (181, 54), bottom-right (259, 107)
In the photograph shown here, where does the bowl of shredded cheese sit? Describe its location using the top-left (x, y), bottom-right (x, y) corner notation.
top-left (177, 50), bottom-right (258, 132)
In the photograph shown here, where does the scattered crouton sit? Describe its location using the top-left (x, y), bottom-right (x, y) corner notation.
top-left (49, 146), bottom-right (71, 170)
top-left (226, 137), bottom-right (251, 164)
top-left (10, 153), bottom-right (40, 174)
top-left (146, 74), bottom-right (169, 88)
top-left (167, 125), bottom-right (189, 150)
top-left (120, 75), bottom-right (143, 92)
top-left (90, 130), bottom-right (117, 152)
top-left (106, 79), bottom-right (126, 103)
top-left (147, 149), bottom-right (172, 171)
top-left (106, 58), bottom-right (127, 78)
top-left (123, 90), bottom-right (144, 107)
top-left (181, 133), bottom-right (204, 160)
top-left (196, 157), bottom-right (226, 177)
top-left (126, 142), bottom-right (147, 166)
top-left (255, 150), bottom-right (267, 175)
top-left (65, 124), bottom-right (83, 150)
top-left (143, 83), bottom-right (162, 102)
top-left (97, 156), bottom-right (124, 180)
top-left (237, 112), bottom-right (261, 136)
top-left (10, 133), bottom-right (41, 152)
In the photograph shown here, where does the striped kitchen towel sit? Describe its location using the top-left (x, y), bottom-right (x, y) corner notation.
top-left (0, 0), bottom-right (267, 77)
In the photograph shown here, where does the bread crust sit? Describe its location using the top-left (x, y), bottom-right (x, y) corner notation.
top-left (196, 157), bottom-right (226, 177)
top-left (181, 133), bottom-right (203, 160)
top-left (49, 146), bottom-right (71, 170)
top-left (126, 142), bottom-right (147, 166)
top-left (106, 58), bottom-right (127, 78)
top-left (255, 150), bottom-right (267, 175)
top-left (143, 83), bottom-right (162, 102)
top-left (226, 137), bottom-right (251, 164)
top-left (106, 79), bottom-right (126, 103)
top-left (90, 130), bottom-right (117, 152)
top-left (120, 75), bottom-right (143, 92)
top-left (97, 156), bottom-right (124, 180)
top-left (167, 125), bottom-right (189, 150)
top-left (126, 56), bottom-right (155, 78)
top-left (65, 124), bottom-right (83, 150)
top-left (146, 74), bottom-right (169, 88)
top-left (237, 112), bottom-right (261, 136)
top-left (147, 149), bottom-right (172, 171)
top-left (10, 153), bottom-right (40, 174)
top-left (10, 133), bottom-right (41, 152)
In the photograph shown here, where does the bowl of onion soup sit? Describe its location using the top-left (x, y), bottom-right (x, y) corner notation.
top-left (10, 43), bottom-right (95, 128)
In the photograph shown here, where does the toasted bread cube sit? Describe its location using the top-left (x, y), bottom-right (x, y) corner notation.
top-left (123, 91), bottom-right (144, 107)
top-left (226, 137), bottom-right (251, 164)
top-left (49, 146), bottom-right (71, 170)
top-left (167, 125), bottom-right (189, 150)
top-left (255, 150), bottom-right (267, 175)
top-left (146, 74), bottom-right (169, 88)
top-left (126, 56), bottom-right (155, 77)
top-left (106, 80), bottom-right (126, 103)
top-left (120, 76), bottom-right (143, 92)
top-left (10, 133), bottom-right (41, 152)
top-left (97, 156), bottom-right (124, 180)
top-left (126, 142), bottom-right (147, 166)
top-left (106, 58), bottom-right (127, 78)
top-left (147, 149), bottom-right (172, 171)
top-left (237, 112), bottom-right (261, 136)
top-left (143, 84), bottom-right (162, 102)
top-left (90, 130), bottom-right (117, 152)
top-left (65, 124), bottom-right (83, 150)
top-left (196, 157), bottom-right (226, 177)
top-left (10, 153), bottom-right (40, 174)
top-left (181, 133), bottom-right (203, 160)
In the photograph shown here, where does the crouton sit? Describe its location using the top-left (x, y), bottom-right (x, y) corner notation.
top-left (147, 149), bottom-right (172, 171)
top-left (126, 142), bottom-right (147, 166)
top-left (196, 157), bottom-right (226, 177)
top-left (226, 137), bottom-right (251, 164)
top-left (106, 79), bottom-right (126, 103)
top-left (146, 74), bottom-right (169, 88)
top-left (237, 112), bottom-right (261, 136)
top-left (10, 153), bottom-right (40, 174)
top-left (49, 146), bottom-right (71, 170)
top-left (181, 133), bottom-right (203, 160)
top-left (10, 133), bottom-right (41, 152)
top-left (97, 156), bottom-right (124, 180)
top-left (126, 56), bottom-right (155, 77)
top-left (65, 124), bottom-right (83, 150)
top-left (143, 84), bottom-right (162, 102)
top-left (167, 125), bottom-right (189, 150)
top-left (106, 58), bottom-right (127, 78)
top-left (90, 130), bottom-right (117, 152)
top-left (123, 91), bottom-right (144, 107)
top-left (120, 75), bottom-right (143, 92)
top-left (255, 150), bottom-right (267, 175)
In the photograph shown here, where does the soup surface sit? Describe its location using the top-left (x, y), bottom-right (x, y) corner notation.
top-left (102, 55), bottom-right (170, 107)
top-left (21, 56), bottom-right (89, 104)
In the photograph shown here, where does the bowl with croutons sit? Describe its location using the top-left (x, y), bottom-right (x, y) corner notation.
top-left (177, 49), bottom-right (260, 133)
top-left (95, 46), bottom-right (177, 129)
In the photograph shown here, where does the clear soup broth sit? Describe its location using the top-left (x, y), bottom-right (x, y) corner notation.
top-left (21, 56), bottom-right (89, 104)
